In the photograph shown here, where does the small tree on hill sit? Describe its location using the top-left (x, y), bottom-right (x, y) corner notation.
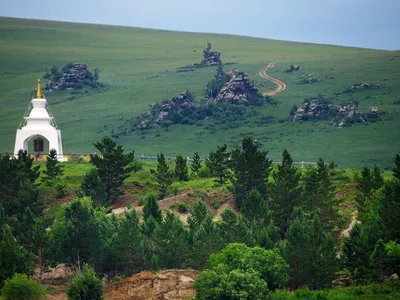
top-left (230, 137), bottom-right (272, 208)
top-left (42, 149), bottom-right (64, 182)
top-left (269, 149), bottom-right (301, 238)
top-left (190, 152), bottom-right (202, 178)
top-left (1, 273), bottom-right (45, 300)
top-left (90, 137), bottom-right (135, 204)
top-left (81, 169), bottom-right (107, 205)
top-left (174, 155), bottom-right (189, 182)
top-left (67, 264), bottom-right (103, 300)
top-left (151, 152), bottom-right (173, 198)
top-left (205, 144), bottom-right (230, 186)
top-left (143, 194), bottom-right (162, 223)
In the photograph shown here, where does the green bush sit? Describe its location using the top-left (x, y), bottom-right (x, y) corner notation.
top-left (67, 265), bottom-right (103, 300)
top-left (1, 273), bottom-right (44, 300)
top-left (172, 201), bottom-right (188, 213)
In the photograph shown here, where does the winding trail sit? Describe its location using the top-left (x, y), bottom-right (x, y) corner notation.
top-left (258, 62), bottom-right (287, 96)
top-left (341, 210), bottom-right (359, 238)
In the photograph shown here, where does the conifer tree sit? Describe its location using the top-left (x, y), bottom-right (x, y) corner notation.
top-left (286, 207), bottom-right (313, 288)
top-left (141, 215), bottom-right (158, 270)
top-left (90, 137), bottom-right (135, 203)
top-left (42, 149), bottom-right (64, 181)
top-left (241, 189), bottom-right (267, 221)
top-left (270, 149), bottom-right (301, 238)
top-left (154, 210), bottom-right (188, 269)
top-left (301, 158), bottom-right (339, 234)
top-left (393, 153), bottom-right (400, 180)
top-left (370, 239), bottom-right (387, 283)
top-left (142, 194), bottom-right (162, 224)
top-left (205, 144), bottom-right (230, 186)
top-left (230, 137), bottom-right (271, 208)
top-left (188, 200), bottom-right (209, 231)
top-left (115, 209), bottom-right (143, 273)
top-left (151, 152), bottom-right (173, 198)
top-left (217, 208), bottom-right (255, 246)
top-left (81, 169), bottom-right (107, 205)
top-left (0, 224), bottom-right (33, 288)
top-left (174, 155), bottom-right (189, 181)
top-left (190, 152), bottom-right (202, 178)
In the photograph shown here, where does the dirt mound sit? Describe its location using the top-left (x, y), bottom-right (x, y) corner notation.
top-left (105, 269), bottom-right (200, 300)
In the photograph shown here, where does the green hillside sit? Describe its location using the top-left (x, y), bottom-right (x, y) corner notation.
top-left (0, 17), bottom-right (399, 167)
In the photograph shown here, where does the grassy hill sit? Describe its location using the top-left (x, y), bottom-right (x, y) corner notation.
top-left (0, 17), bottom-right (399, 167)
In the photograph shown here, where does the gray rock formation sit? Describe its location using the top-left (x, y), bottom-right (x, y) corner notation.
top-left (293, 99), bottom-right (361, 127)
top-left (45, 63), bottom-right (97, 93)
top-left (211, 70), bottom-right (259, 104)
top-left (139, 91), bottom-right (198, 129)
top-left (201, 51), bottom-right (221, 66)
top-left (286, 64), bottom-right (301, 72)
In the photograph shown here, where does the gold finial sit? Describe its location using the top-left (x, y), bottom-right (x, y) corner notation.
top-left (37, 79), bottom-right (41, 98)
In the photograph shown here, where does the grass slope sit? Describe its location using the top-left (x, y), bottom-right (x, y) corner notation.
top-left (0, 17), bottom-right (399, 167)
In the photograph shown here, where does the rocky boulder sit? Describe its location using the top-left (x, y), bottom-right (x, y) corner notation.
top-left (45, 63), bottom-right (98, 93)
top-left (104, 269), bottom-right (200, 300)
top-left (199, 42), bottom-right (222, 66)
top-left (201, 51), bottom-right (221, 66)
top-left (293, 99), bottom-right (360, 126)
top-left (139, 91), bottom-right (198, 129)
top-left (212, 70), bottom-right (259, 104)
top-left (39, 264), bottom-right (74, 286)
top-left (286, 64), bottom-right (301, 72)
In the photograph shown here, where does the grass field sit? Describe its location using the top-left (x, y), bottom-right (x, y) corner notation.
top-left (0, 17), bottom-right (399, 167)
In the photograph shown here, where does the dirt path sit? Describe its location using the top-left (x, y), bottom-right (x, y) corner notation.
top-left (341, 210), bottom-right (359, 238)
top-left (258, 62), bottom-right (287, 96)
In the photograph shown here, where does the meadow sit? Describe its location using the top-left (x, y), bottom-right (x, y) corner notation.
top-left (0, 17), bottom-right (399, 167)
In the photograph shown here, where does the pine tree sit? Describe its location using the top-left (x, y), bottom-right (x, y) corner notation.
top-left (217, 208), bottom-right (255, 246)
top-left (174, 155), bottom-right (189, 181)
top-left (115, 209), bottom-right (143, 273)
top-left (371, 165), bottom-right (384, 190)
top-left (42, 149), bottom-right (64, 181)
top-left (190, 152), bottom-right (202, 178)
top-left (301, 158), bottom-right (339, 234)
top-left (230, 137), bottom-right (272, 208)
top-left (81, 168), bottom-right (107, 205)
top-left (141, 215), bottom-right (159, 270)
top-left (188, 200), bottom-right (209, 231)
top-left (286, 207), bottom-right (313, 288)
top-left (205, 144), bottom-right (230, 186)
top-left (393, 153), bottom-right (400, 180)
top-left (370, 239), bottom-right (387, 284)
top-left (270, 149), bottom-right (301, 238)
top-left (151, 152), bottom-right (173, 198)
top-left (154, 210), bottom-right (188, 269)
top-left (90, 137), bottom-right (135, 203)
top-left (0, 224), bottom-right (33, 288)
top-left (189, 214), bottom-right (221, 269)
top-left (241, 189), bottom-right (267, 221)
top-left (142, 194), bottom-right (162, 224)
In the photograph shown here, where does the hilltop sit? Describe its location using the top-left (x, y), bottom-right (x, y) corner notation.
top-left (0, 17), bottom-right (399, 167)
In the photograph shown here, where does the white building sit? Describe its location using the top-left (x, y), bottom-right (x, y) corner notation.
top-left (14, 79), bottom-right (65, 161)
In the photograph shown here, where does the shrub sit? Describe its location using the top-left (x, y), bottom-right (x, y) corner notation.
top-left (67, 265), bottom-right (103, 300)
top-left (172, 201), bottom-right (188, 213)
top-left (1, 273), bottom-right (45, 300)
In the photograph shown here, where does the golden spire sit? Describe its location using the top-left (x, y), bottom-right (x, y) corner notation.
top-left (37, 79), bottom-right (41, 98)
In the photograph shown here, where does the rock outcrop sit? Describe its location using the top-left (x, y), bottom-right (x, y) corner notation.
top-left (286, 64), bottom-right (301, 72)
top-left (200, 43), bottom-right (221, 66)
top-left (212, 70), bottom-right (259, 104)
top-left (293, 98), bottom-right (361, 127)
top-left (45, 63), bottom-right (98, 93)
top-left (139, 91), bottom-right (198, 129)
top-left (201, 51), bottom-right (221, 66)
top-left (39, 264), bottom-right (74, 286)
top-left (104, 269), bottom-right (200, 300)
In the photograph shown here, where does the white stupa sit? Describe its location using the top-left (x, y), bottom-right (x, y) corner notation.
top-left (14, 79), bottom-right (65, 161)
